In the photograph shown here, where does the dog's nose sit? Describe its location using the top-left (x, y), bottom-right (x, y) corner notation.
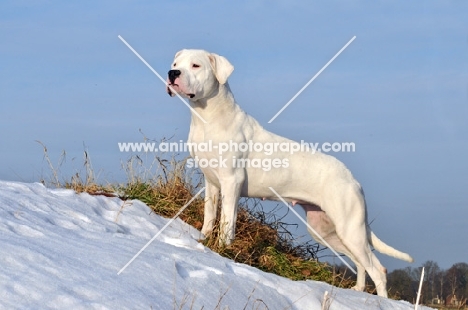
top-left (168, 70), bottom-right (181, 84)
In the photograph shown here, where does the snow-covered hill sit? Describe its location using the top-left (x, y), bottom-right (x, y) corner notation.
top-left (0, 181), bottom-right (430, 309)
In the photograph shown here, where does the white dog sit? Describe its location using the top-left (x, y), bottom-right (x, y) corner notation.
top-left (166, 49), bottom-right (413, 297)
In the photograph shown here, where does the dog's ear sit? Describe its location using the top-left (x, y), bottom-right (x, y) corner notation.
top-left (208, 53), bottom-right (234, 85)
top-left (173, 49), bottom-right (186, 61)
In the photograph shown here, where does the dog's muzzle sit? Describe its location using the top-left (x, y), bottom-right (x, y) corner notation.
top-left (166, 69), bottom-right (195, 98)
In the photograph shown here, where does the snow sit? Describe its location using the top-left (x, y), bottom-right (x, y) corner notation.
top-left (0, 181), bottom-right (432, 310)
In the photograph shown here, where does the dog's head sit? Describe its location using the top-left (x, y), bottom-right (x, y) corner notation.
top-left (166, 49), bottom-right (234, 100)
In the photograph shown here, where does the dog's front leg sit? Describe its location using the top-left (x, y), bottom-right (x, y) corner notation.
top-left (219, 172), bottom-right (244, 246)
top-left (201, 179), bottom-right (220, 237)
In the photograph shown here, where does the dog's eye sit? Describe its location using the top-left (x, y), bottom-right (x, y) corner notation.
top-left (192, 64), bottom-right (200, 68)
top-left (173, 63), bottom-right (176, 67)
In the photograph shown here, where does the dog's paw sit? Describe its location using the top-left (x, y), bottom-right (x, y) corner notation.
top-left (200, 226), bottom-right (213, 238)
top-left (197, 233), bottom-right (207, 242)
top-left (351, 285), bottom-right (365, 292)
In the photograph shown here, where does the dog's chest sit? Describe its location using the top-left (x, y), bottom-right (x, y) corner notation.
top-left (187, 127), bottom-right (214, 162)
top-left (187, 126), bottom-right (224, 158)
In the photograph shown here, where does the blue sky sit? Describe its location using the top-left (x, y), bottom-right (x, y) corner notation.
top-left (1, 1), bottom-right (467, 272)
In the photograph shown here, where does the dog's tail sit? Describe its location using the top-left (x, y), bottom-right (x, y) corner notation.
top-left (369, 231), bottom-right (414, 263)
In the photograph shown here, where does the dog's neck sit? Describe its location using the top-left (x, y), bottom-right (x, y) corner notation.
top-left (188, 82), bottom-right (242, 126)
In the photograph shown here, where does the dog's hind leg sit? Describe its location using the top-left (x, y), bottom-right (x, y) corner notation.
top-left (338, 224), bottom-right (387, 296)
top-left (302, 204), bottom-right (367, 292)
top-left (351, 263), bottom-right (367, 292)
top-left (331, 185), bottom-right (388, 297)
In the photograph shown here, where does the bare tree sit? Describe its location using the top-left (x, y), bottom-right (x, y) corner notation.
top-left (446, 263), bottom-right (468, 299)
top-left (421, 261), bottom-right (441, 304)
top-left (388, 268), bottom-right (415, 302)
top-left (434, 268), bottom-right (446, 304)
